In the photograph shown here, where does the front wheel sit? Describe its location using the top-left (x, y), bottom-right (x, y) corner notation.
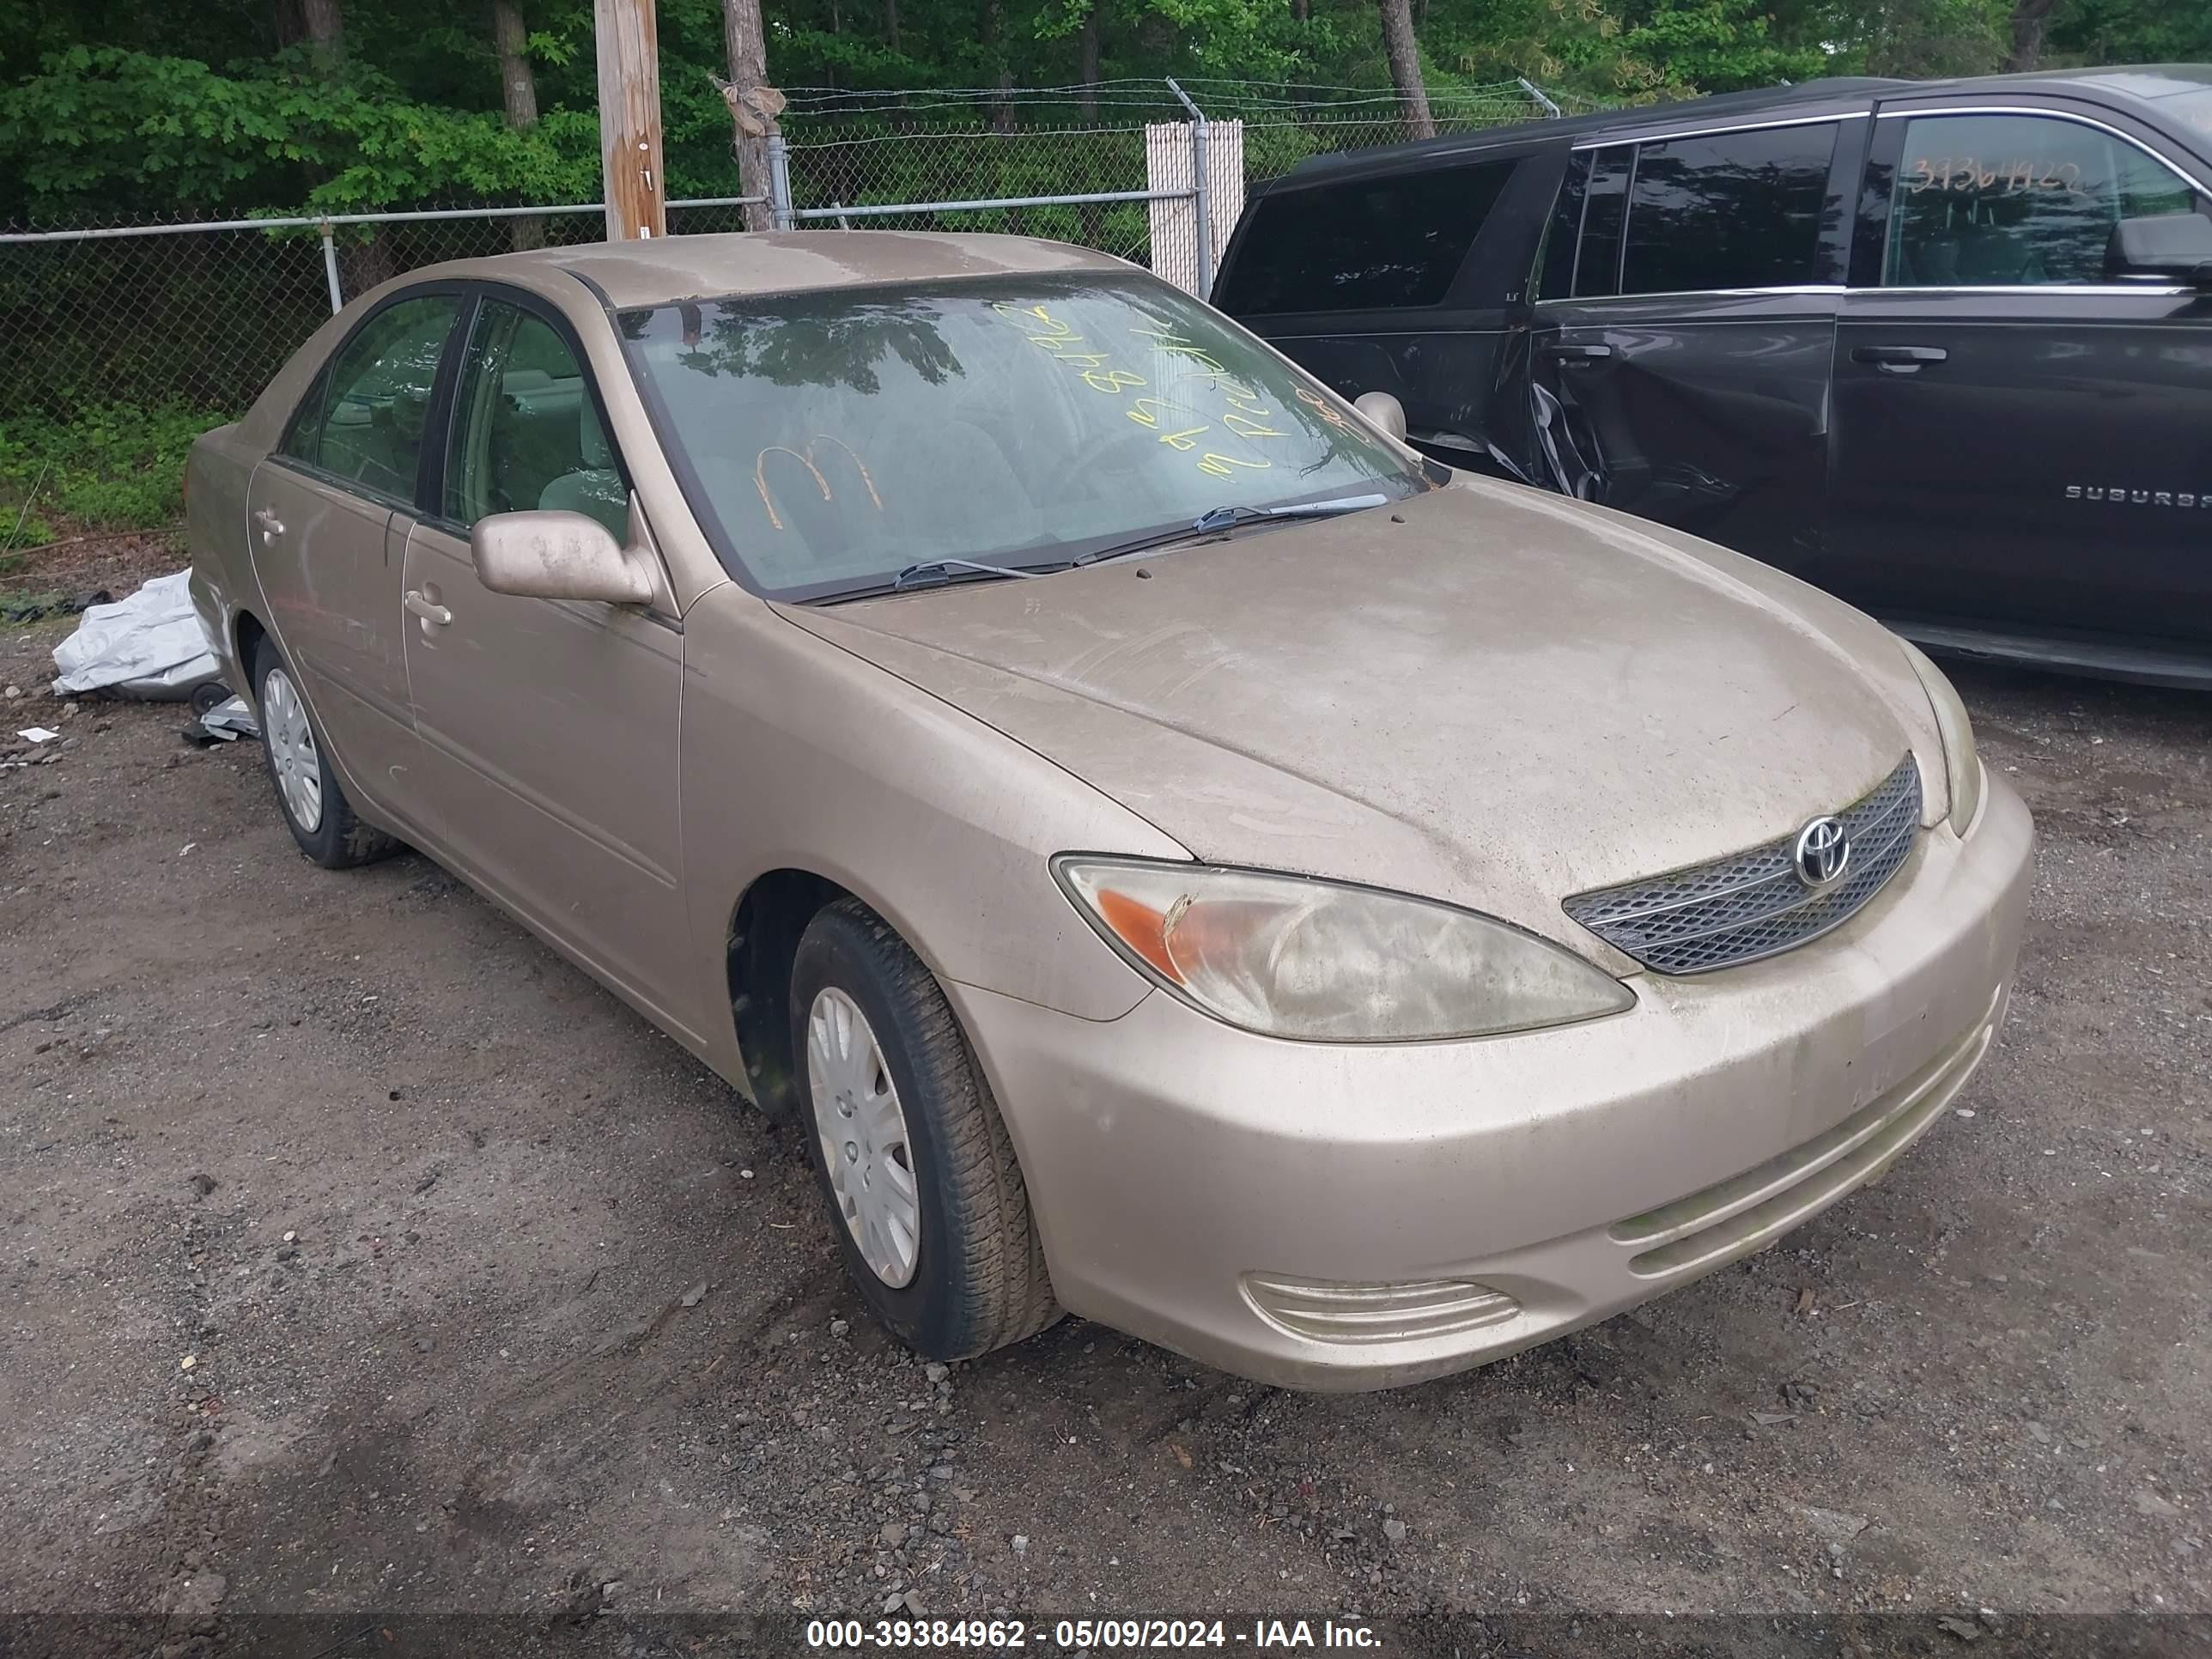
top-left (790, 898), bottom-right (1060, 1360)
top-left (252, 639), bottom-right (398, 869)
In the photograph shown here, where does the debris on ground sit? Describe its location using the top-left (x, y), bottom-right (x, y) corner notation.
top-left (51, 569), bottom-right (219, 698)
top-left (1, 589), bottom-right (109, 624)
top-left (187, 690), bottom-right (258, 744)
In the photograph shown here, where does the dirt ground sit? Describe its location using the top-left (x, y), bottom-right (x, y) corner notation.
top-left (2, 599), bottom-right (2206, 1659)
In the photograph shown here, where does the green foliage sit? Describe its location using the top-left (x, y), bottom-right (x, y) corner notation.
top-left (2, 0), bottom-right (2186, 230)
top-left (0, 46), bottom-right (599, 219)
top-left (1609, 0), bottom-right (1827, 95)
top-left (0, 404), bottom-right (226, 543)
top-left (2048, 0), bottom-right (2212, 67)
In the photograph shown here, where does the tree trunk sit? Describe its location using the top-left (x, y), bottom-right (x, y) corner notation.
top-left (884, 0), bottom-right (898, 51)
top-left (988, 0), bottom-right (1015, 134)
top-left (722, 0), bottom-right (777, 231)
top-left (2006, 0), bottom-right (2060, 70)
top-left (301, 0), bottom-right (343, 71)
top-left (1293, 0), bottom-right (1308, 21)
top-left (1377, 0), bottom-right (1433, 141)
top-left (492, 0), bottom-right (546, 250)
top-left (1077, 6), bottom-right (1103, 246)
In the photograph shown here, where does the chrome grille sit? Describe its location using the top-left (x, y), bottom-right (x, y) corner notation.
top-left (1564, 759), bottom-right (1922, 975)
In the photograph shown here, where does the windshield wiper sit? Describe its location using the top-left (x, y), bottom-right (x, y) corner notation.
top-left (1073, 493), bottom-right (1392, 568)
top-left (890, 557), bottom-right (1047, 592)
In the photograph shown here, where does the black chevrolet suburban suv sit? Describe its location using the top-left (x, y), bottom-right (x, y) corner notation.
top-left (1212, 67), bottom-right (2212, 686)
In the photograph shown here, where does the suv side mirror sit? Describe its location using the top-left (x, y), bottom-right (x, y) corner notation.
top-left (2106, 213), bottom-right (2212, 289)
top-left (1353, 390), bottom-right (1408, 443)
top-left (471, 509), bottom-right (657, 605)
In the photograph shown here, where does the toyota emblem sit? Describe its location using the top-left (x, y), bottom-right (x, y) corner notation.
top-left (1793, 815), bottom-right (1851, 889)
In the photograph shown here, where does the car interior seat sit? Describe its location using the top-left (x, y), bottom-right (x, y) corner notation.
top-left (538, 398), bottom-right (629, 540)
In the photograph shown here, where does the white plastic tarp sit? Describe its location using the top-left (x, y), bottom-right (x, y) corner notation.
top-left (50, 569), bottom-right (221, 699)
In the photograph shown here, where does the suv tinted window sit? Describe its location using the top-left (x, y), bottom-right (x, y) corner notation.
top-left (1575, 145), bottom-right (1634, 297)
top-left (1620, 123), bottom-right (1838, 295)
top-left (1885, 112), bottom-right (2203, 287)
top-left (1218, 158), bottom-right (1519, 314)
top-left (284, 294), bottom-right (459, 499)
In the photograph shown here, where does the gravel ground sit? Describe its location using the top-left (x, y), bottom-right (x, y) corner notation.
top-left (2, 611), bottom-right (2206, 1659)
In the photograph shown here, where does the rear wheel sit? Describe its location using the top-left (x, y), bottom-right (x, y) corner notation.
top-left (252, 639), bottom-right (398, 869)
top-left (791, 897), bottom-right (1059, 1360)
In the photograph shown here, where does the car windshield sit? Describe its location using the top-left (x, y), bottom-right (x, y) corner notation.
top-left (616, 273), bottom-right (1428, 600)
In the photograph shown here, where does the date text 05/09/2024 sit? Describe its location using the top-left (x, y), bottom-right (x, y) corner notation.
top-left (804, 1617), bottom-right (1384, 1650)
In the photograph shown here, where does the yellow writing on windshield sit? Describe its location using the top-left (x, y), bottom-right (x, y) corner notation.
top-left (993, 301), bottom-right (1289, 479)
top-left (994, 302), bottom-right (1151, 396)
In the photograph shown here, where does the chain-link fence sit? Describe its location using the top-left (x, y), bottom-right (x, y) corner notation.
top-left (0, 199), bottom-right (761, 424)
top-left (0, 78), bottom-right (1582, 553)
top-left (769, 78), bottom-right (1581, 255)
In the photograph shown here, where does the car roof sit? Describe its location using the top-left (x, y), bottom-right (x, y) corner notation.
top-left (410, 229), bottom-right (1130, 309)
top-left (1273, 64), bottom-right (2212, 189)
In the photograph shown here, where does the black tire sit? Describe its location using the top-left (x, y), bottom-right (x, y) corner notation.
top-left (251, 638), bottom-right (399, 870)
top-left (790, 897), bottom-right (1060, 1360)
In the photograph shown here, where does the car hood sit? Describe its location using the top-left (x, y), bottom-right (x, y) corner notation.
top-left (778, 478), bottom-right (1942, 964)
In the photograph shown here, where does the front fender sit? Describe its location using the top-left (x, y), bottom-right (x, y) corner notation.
top-left (677, 584), bottom-right (1188, 1081)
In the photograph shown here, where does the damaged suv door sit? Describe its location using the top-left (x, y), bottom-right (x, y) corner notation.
top-left (1524, 114), bottom-right (1866, 571)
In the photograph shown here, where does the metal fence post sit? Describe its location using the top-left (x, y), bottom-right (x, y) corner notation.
top-left (319, 222), bottom-right (343, 313)
top-left (767, 135), bottom-right (796, 230)
top-left (1518, 76), bottom-right (1563, 119)
top-left (1165, 78), bottom-right (1211, 301)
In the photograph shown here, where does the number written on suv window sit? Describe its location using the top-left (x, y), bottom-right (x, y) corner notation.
top-left (1887, 112), bottom-right (2203, 287)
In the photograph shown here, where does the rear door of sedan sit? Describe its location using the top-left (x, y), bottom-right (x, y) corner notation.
top-left (1526, 106), bottom-right (1869, 570)
top-left (1822, 92), bottom-right (2212, 655)
top-left (246, 289), bottom-right (465, 811)
top-left (398, 287), bottom-right (702, 1040)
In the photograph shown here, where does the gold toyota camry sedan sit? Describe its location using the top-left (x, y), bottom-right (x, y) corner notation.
top-left (186, 233), bottom-right (2031, 1391)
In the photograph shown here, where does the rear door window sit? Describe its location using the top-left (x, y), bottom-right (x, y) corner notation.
top-left (1619, 123), bottom-right (1838, 295)
top-left (1883, 112), bottom-right (2204, 287)
top-left (1217, 157), bottom-right (1520, 314)
top-left (285, 294), bottom-right (460, 501)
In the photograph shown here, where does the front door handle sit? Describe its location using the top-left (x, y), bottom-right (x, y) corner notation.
top-left (252, 507), bottom-right (286, 540)
top-left (404, 588), bottom-right (452, 628)
top-left (1852, 344), bottom-right (1948, 373)
top-left (1542, 342), bottom-right (1614, 362)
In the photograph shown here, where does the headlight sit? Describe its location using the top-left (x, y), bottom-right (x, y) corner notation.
top-left (1900, 640), bottom-right (1983, 832)
top-left (1053, 856), bottom-right (1635, 1042)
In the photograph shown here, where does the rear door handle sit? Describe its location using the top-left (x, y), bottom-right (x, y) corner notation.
top-left (1541, 343), bottom-right (1614, 361)
top-left (1852, 344), bottom-right (1948, 373)
top-left (252, 507), bottom-right (285, 539)
top-left (404, 589), bottom-right (452, 628)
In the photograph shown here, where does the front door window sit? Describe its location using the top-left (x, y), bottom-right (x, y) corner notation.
top-left (1885, 112), bottom-right (2203, 288)
top-left (444, 301), bottom-right (629, 541)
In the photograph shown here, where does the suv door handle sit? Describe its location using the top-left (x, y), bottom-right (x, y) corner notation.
top-left (1852, 344), bottom-right (1948, 373)
top-left (1541, 343), bottom-right (1614, 361)
top-left (404, 589), bottom-right (452, 628)
top-left (252, 507), bottom-right (286, 538)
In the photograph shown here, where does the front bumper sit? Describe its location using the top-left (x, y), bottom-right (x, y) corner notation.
top-left (948, 775), bottom-right (2033, 1391)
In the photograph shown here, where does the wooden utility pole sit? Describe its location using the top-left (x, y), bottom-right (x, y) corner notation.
top-left (596, 0), bottom-right (667, 240)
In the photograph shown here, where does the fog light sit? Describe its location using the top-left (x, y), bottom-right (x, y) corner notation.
top-left (1242, 1273), bottom-right (1520, 1345)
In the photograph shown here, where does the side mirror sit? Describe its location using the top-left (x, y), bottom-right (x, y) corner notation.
top-left (2106, 214), bottom-right (2212, 289)
top-left (1352, 390), bottom-right (1408, 443)
top-left (471, 510), bottom-right (656, 605)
